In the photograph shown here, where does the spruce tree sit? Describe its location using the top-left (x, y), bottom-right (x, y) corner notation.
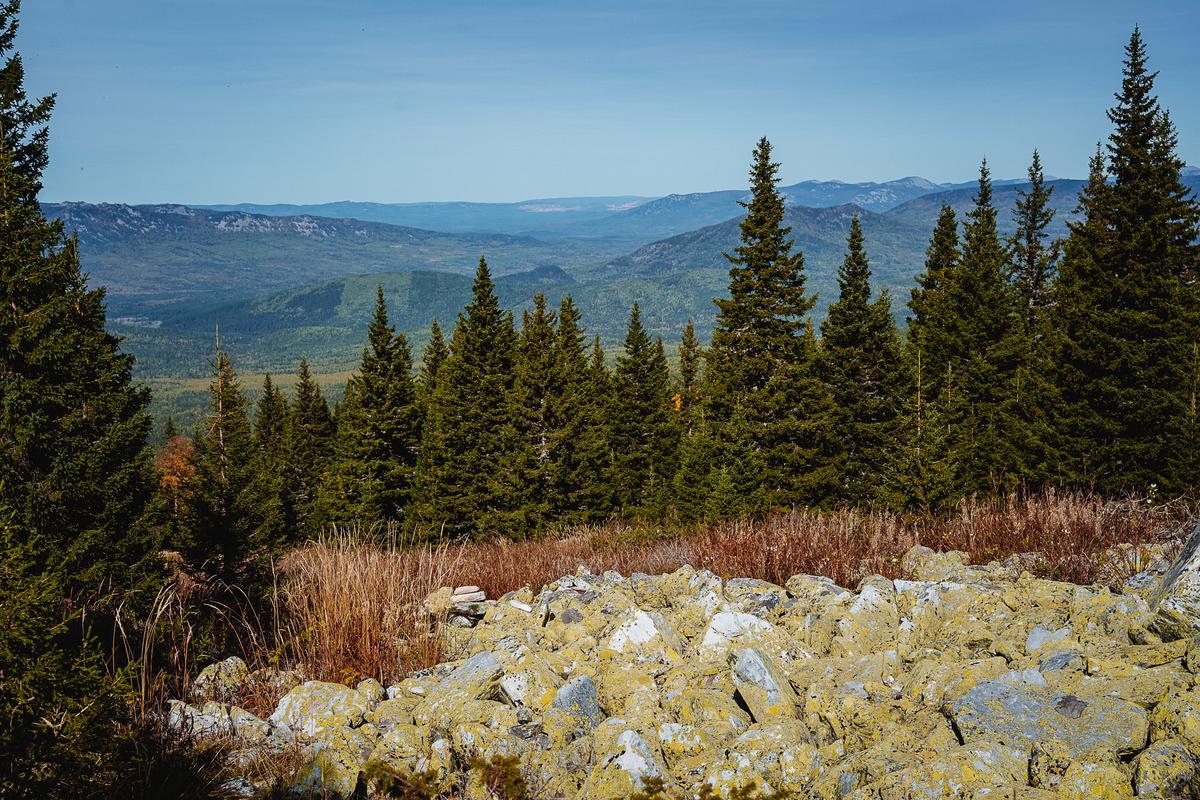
top-left (419, 319), bottom-right (449, 402)
top-left (418, 258), bottom-right (528, 538)
top-left (884, 352), bottom-right (959, 513)
top-left (319, 287), bottom-right (421, 525)
top-left (706, 137), bottom-right (826, 505)
top-left (251, 374), bottom-right (291, 546)
top-left (287, 358), bottom-right (333, 536)
top-left (0, 1), bottom-right (157, 596)
top-left (907, 204), bottom-right (960, 386)
top-left (611, 304), bottom-right (679, 516)
top-left (512, 294), bottom-right (558, 526)
top-left (546, 295), bottom-right (611, 522)
top-left (937, 161), bottom-right (1027, 493)
top-left (187, 344), bottom-right (260, 580)
top-left (1010, 149), bottom-right (1060, 331)
top-left (677, 318), bottom-right (703, 433)
top-left (1050, 28), bottom-right (1200, 492)
top-left (818, 217), bottom-right (904, 505)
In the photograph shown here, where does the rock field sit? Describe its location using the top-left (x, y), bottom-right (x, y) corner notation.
top-left (170, 530), bottom-right (1200, 799)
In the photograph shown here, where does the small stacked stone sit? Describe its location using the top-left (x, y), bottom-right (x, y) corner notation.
top-left (447, 585), bottom-right (487, 628)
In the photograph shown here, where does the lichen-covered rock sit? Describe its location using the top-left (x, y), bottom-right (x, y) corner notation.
top-left (270, 681), bottom-right (370, 737)
top-left (731, 647), bottom-right (799, 723)
top-left (192, 656), bottom-right (249, 702)
top-left (178, 548), bottom-right (1200, 799)
top-left (579, 729), bottom-right (668, 800)
top-left (1151, 523), bottom-right (1200, 640)
top-left (949, 679), bottom-right (1148, 758)
top-left (1133, 738), bottom-right (1198, 798)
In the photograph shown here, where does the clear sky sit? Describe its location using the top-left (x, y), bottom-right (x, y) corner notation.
top-left (20, 0), bottom-right (1200, 204)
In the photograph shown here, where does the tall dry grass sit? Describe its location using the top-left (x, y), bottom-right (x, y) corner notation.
top-left (267, 492), bottom-right (1189, 683)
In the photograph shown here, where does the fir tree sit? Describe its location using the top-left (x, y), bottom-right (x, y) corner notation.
top-left (0, 0), bottom-right (157, 596)
top-left (818, 217), bottom-right (904, 506)
top-left (1050, 28), bottom-right (1200, 492)
top-left (708, 137), bottom-right (813, 414)
top-left (1010, 149), bottom-right (1060, 330)
top-left (162, 415), bottom-right (179, 442)
top-left (547, 295), bottom-right (611, 522)
top-left (418, 258), bottom-right (528, 538)
top-left (287, 358), bottom-right (333, 536)
top-left (611, 304), bottom-right (679, 516)
top-left (319, 287), bottom-right (421, 525)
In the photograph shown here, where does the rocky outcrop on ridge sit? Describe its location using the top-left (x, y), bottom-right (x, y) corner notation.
top-left (170, 532), bottom-right (1200, 799)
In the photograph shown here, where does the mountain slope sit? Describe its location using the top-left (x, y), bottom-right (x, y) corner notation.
top-left (45, 203), bottom-right (630, 316)
top-left (606, 204), bottom-right (933, 307)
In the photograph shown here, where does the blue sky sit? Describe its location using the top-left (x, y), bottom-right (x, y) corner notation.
top-left (21, 0), bottom-right (1200, 204)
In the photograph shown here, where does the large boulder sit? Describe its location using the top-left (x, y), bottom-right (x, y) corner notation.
top-left (949, 679), bottom-right (1149, 758)
top-left (270, 681), bottom-right (370, 738)
top-left (1152, 523), bottom-right (1200, 640)
top-left (731, 648), bottom-right (799, 723)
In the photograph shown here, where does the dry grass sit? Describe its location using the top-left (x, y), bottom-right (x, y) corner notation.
top-left (266, 492), bottom-right (1189, 684)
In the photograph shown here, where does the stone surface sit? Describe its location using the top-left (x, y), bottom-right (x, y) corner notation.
top-left (176, 549), bottom-right (1199, 799)
top-left (1152, 523), bottom-right (1200, 640)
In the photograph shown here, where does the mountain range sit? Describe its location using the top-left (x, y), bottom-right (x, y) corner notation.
top-left (48, 171), bottom-right (1199, 427)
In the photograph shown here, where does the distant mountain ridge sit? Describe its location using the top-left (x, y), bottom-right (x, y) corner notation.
top-left (196, 174), bottom-right (1044, 241)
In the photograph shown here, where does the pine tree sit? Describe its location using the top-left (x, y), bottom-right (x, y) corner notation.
top-left (610, 304), bottom-right (679, 516)
top-left (418, 258), bottom-right (528, 538)
top-left (287, 358), bottom-right (333, 536)
top-left (0, 1), bottom-right (157, 597)
top-left (546, 295), bottom-right (611, 522)
top-left (1010, 149), bottom-right (1060, 331)
top-left (162, 415), bottom-right (179, 442)
top-left (1050, 28), bottom-right (1200, 492)
top-left (818, 216), bottom-right (904, 505)
top-left (187, 343), bottom-right (260, 580)
top-left (320, 287), bottom-right (421, 525)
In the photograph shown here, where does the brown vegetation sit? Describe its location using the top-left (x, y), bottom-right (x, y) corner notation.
top-left (268, 492), bottom-right (1185, 683)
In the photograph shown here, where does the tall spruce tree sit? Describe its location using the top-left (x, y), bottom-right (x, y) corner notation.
top-left (0, 0), bottom-right (157, 596)
top-left (1051, 29), bottom-right (1200, 492)
top-left (251, 374), bottom-right (291, 546)
top-left (907, 204), bottom-right (960, 387)
top-left (706, 137), bottom-right (827, 505)
top-left (611, 304), bottom-right (679, 516)
top-left (512, 294), bottom-right (558, 525)
top-left (546, 295), bottom-right (611, 522)
top-left (286, 358), bottom-right (333, 536)
top-left (187, 344), bottom-right (261, 580)
top-left (419, 319), bottom-right (449, 402)
top-left (937, 161), bottom-right (1028, 493)
top-left (677, 318), bottom-right (703, 433)
top-left (818, 217), bottom-right (904, 506)
top-left (418, 258), bottom-right (528, 538)
top-left (1010, 149), bottom-right (1060, 331)
top-left (320, 287), bottom-right (421, 525)
top-left (885, 351), bottom-right (959, 513)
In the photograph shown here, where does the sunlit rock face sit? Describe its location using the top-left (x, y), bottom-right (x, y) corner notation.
top-left (171, 536), bottom-right (1200, 799)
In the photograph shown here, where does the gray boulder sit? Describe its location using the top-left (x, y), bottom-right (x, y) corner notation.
top-left (1151, 522), bottom-right (1200, 640)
